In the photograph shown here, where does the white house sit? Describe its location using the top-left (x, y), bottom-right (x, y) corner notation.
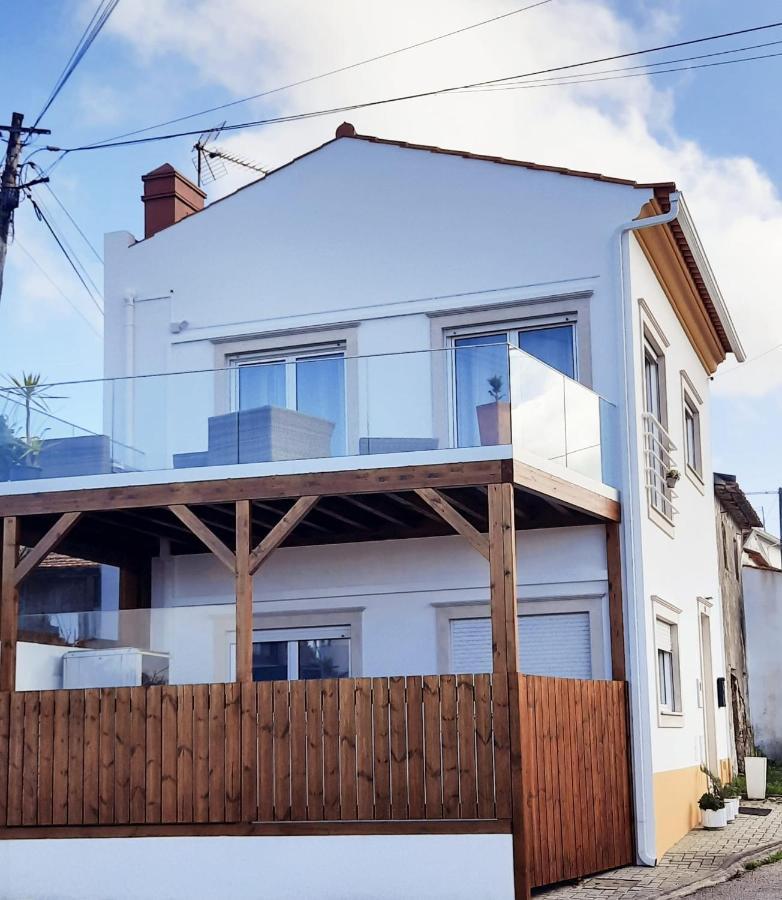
top-left (0, 123), bottom-right (744, 900)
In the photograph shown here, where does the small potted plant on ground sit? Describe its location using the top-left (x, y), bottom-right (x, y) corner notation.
top-left (722, 780), bottom-right (741, 822)
top-left (476, 374), bottom-right (511, 446)
top-left (745, 752), bottom-right (768, 800)
top-left (699, 791), bottom-right (727, 830)
top-left (700, 764), bottom-right (728, 829)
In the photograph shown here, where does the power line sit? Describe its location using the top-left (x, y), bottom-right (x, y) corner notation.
top-left (12, 240), bottom-right (102, 338)
top-left (32, 0), bottom-right (121, 128)
top-left (27, 164), bottom-right (103, 264)
top-left (29, 192), bottom-right (103, 301)
top-left (456, 36), bottom-right (782, 90)
top-left (26, 193), bottom-right (103, 316)
top-left (715, 342), bottom-right (782, 377)
top-left (457, 46), bottom-right (782, 93)
top-left (82, 0), bottom-right (553, 149)
top-left (47, 19), bottom-right (782, 155)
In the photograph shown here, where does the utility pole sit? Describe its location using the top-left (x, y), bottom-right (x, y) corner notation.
top-left (0, 112), bottom-right (51, 301)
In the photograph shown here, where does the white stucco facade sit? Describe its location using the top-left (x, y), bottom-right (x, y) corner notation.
top-left (6, 130), bottom-right (745, 887)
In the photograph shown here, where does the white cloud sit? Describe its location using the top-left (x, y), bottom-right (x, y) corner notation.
top-left (105, 0), bottom-right (782, 397)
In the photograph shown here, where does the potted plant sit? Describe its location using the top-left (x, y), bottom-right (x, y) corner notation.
top-left (745, 753), bottom-right (768, 800)
top-left (699, 791), bottom-right (727, 829)
top-left (2, 372), bottom-right (62, 480)
top-left (0, 414), bottom-right (20, 481)
top-left (476, 374), bottom-right (511, 446)
top-left (665, 467), bottom-right (681, 489)
top-left (722, 781), bottom-right (741, 822)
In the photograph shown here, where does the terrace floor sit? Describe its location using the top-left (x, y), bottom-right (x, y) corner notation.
top-left (540, 800), bottom-right (782, 900)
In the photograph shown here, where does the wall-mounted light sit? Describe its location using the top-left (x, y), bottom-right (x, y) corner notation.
top-left (169, 320), bottom-right (189, 334)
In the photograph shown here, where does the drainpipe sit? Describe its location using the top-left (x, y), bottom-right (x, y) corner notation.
top-left (615, 191), bottom-right (681, 866)
top-left (122, 293), bottom-right (136, 463)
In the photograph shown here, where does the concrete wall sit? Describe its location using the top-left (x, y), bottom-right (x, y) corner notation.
top-left (715, 496), bottom-right (754, 770)
top-left (0, 833), bottom-right (514, 900)
top-left (628, 236), bottom-right (730, 857)
top-left (744, 566), bottom-right (782, 760)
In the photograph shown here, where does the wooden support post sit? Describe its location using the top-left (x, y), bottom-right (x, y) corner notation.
top-left (119, 560), bottom-right (152, 649)
top-left (488, 483), bottom-right (530, 900)
top-left (235, 500), bottom-right (253, 684)
top-left (0, 517), bottom-right (21, 692)
top-left (605, 522), bottom-right (627, 681)
top-left (488, 483), bottom-right (519, 674)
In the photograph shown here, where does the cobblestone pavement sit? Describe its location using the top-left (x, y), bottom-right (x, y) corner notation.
top-left (538, 800), bottom-right (782, 900)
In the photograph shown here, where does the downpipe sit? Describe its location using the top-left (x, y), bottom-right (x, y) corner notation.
top-left (615, 192), bottom-right (681, 866)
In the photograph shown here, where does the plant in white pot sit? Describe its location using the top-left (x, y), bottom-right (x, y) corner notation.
top-left (476, 375), bottom-right (511, 446)
top-left (721, 781), bottom-right (741, 822)
top-left (745, 754), bottom-right (768, 800)
top-left (699, 791), bottom-right (727, 830)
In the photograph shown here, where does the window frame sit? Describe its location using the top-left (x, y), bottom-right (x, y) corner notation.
top-left (229, 624), bottom-right (352, 682)
top-left (225, 340), bottom-right (350, 457)
top-left (435, 592), bottom-right (609, 679)
top-left (444, 315), bottom-right (579, 449)
top-left (652, 596), bottom-right (684, 727)
top-left (639, 316), bottom-right (675, 531)
top-left (680, 372), bottom-right (704, 488)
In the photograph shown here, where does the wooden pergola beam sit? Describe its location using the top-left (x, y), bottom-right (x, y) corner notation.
top-left (13, 511), bottom-right (82, 587)
top-left (414, 488), bottom-right (489, 561)
top-left (169, 505), bottom-right (236, 574)
top-left (248, 496), bottom-right (319, 576)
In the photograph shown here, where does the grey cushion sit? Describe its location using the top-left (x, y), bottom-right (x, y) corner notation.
top-left (38, 434), bottom-right (113, 477)
top-left (359, 437), bottom-right (439, 455)
top-left (207, 406), bottom-right (335, 464)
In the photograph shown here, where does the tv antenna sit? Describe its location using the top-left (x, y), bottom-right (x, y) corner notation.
top-left (193, 123), bottom-right (268, 187)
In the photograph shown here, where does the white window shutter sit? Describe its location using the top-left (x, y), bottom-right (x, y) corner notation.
top-left (450, 611), bottom-right (592, 679)
top-left (655, 618), bottom-right (673, 653)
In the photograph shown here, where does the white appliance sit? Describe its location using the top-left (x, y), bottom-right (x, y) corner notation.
top-left (62, 647), bottom-right (170, 689)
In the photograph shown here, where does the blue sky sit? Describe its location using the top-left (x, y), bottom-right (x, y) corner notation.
top-left (1, 0), bottom-right (780, 532)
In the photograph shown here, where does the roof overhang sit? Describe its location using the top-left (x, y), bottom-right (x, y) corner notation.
top-left (634, 188), bottom-right (745, 373)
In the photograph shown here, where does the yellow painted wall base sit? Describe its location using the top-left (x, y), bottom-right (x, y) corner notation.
top-left (654, 759), bottom-right (734, 859)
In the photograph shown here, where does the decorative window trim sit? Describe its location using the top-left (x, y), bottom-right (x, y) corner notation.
top-left (428, 296), bottom-right (592, 449)
top-left (210, 327), bottom-right (359, 454)
top-left (223, 608), bottom-right (364, 681)
top-left (434, 593), bottom-right (608, 678)
top-left (680, 371), bottom-right (704, 490)
top-left (652, 596), bottom-right (684, 727)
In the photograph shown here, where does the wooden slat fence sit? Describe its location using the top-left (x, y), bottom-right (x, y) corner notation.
top-left (0, 674), bottom-right (503, 827)
top-left (0, 674), bottom-right (635, 890)
top-left (520, 675), bottom-right (635, 888)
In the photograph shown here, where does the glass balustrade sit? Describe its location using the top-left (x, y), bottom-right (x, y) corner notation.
top-left (0, 346), bottom-right (617, 491)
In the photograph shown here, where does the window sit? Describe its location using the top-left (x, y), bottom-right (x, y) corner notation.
top-left (655, 617), bottom-right (681, 715)
top-left (642, 335), bottom-right (675, 521)
top-left (452, 322), bottom-right (576, 447)
top-left (231, 346), bottom-right (346, 455)
top-left (683, 395), bottom-right (702, 477)
top-left (449, 612), bottom-right (593, 679)
top-left (231, 625), bottom-right (351, 682)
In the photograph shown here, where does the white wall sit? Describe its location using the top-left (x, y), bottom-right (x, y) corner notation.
top-left (149, 528), bottom-right (610, 686)
top-left (15, 642), bottom-right (69, 690)
top-left (744, 566), bottom-right (782, 760)
top-left (0, 834), bottom-right (514, 900)
top-left (628, 236), bottom-right (730, 776)
top-left (103, 137), bottom-right (654, 465)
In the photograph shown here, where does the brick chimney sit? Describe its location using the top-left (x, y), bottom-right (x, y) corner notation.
top-left (141, 164), bottom-right (206, 238)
